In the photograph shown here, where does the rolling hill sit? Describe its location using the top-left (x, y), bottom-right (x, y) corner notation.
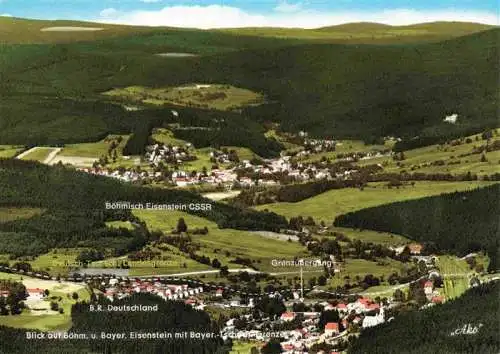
top-left (221, 21), bottom-right (494, 43)
top-left (0, 18), bottom-right (497, 150)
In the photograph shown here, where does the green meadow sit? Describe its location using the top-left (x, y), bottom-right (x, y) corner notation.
top-left (256, 181), bottom-right (495, 222)
top-left (133, 210), bottom-right (309, 273)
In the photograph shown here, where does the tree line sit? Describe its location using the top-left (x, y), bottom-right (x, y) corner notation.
top-left (349, 281), bottom-right (500, 354)
top-left (0, 160), bottom-right (287, 258)
top-left (334, 185), bottom-right (500, 272)
top-left (0, 293), bottom-right (230, 353)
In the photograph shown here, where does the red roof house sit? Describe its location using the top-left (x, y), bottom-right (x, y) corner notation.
top-left (281, 312), bottom-right (296, 322)
top-left (325, 322), bottom-right (339, 335)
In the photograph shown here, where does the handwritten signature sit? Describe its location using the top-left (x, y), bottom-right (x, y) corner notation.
top-left (450, 323), bottom-right (483, 336)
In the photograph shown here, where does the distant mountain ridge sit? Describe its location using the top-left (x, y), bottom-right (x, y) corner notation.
top-left (0, 17), bottom-right (495, 44)
top-left (0, 17), bottom-right (498, 148)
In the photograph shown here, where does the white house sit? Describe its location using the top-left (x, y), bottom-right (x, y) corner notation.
top-left (362, 306), bottom-right (385, 328)
top-left (27, 288), bottom-right (45, 300)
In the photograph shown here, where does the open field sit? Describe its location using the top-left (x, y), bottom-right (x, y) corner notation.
top-left (133, 210), bottom-right (309, 273)
top-left (0, 207), bottom-right (44, 223)
top-left (0, 249), bottom-right (84, 277)
top-left (60, 135), bottom-right (129, 158)
top-left (0, 272), bottom-right (89, 331)
top-left (437, 255), bottom-right (474, 300)
top-left (0, 145), bottom-right (23, 158)
top-left (17, 147), bottom-right (57, 162)
top-left (330, 227), bottom-right (410, 246)
top-left (222, 146), bottom-right (260, 161)
top-left (327, 257), bottom-right (411, 290)
top-left (23, 249), bottom-right (83, 275)
top-left (103, 84), bottom-right (264, 111)
top-left (257, 181), bottom-right (495, 222)
top-left (48, 156), bottom-right (98, 167)
top-left (54, 135), bottom-right (131, 167)
top-left (89, 242), bottom-right (213, 276)
top-left (202, 191), bottom-right (241, 201)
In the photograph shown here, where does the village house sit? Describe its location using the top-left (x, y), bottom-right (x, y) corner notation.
top-left (27, 288), bottom-right (45, 300)
top-left (324, 322), bottom-right (339, 336)
top-left (335, 303), bottom-right (348, 314)
top-left (281, 311), bottom-right (296, 322)
top-left (424, 280), bottom-right (434, 298)
top-left (408, 243), bottom-right (423, 255)
top-left (362, 306), bottom-right (385, 328)
top-left (431, 295), bottom-right (444, 304)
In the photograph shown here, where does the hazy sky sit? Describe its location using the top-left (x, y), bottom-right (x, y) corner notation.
top-left (1, 0), bottom-right (498, 28)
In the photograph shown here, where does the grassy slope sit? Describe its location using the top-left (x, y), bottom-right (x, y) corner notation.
top-left (256, 181), bottom-right (494, 222)
top-left (357, 131), bottom-right (500, 176)
top-left (133, 210), bottom-right (308, 273)
top-left (0, 272), bottom-right (90, 331)
top-left (60, 134), bottom-right (129, 158)
top-left (331, 227), bottom-right (410, 246)
top-left (19, 148), bottom-right (55, 162)
top-left (329, 257), bottom-right (411, 289)
top-left (0, 146), bottom-right (23, 158)
top-left (437, 255), bottom-right (473, 300)
top-left (298, 138), bottom-right (394, 164)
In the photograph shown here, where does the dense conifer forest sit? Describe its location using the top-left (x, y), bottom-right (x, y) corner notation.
top-left (0, 159), bottom-right (287, 256)
top-left (0, 294), bottom-right (228, 354)
top-left (1, 27), bottom-right (498, 147)
top-left (334, 185), bottom-right (500, 271)
top-left (349, 281), bottom-right (500, 354)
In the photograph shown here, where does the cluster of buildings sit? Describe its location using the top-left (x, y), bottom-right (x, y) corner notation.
top-left (145, 143), bottom-right (195, 165)
top-left (77, 167), bottom-right (162, 183)
top-left (209, 150), bottom-right (239, 164)
top-left (76, 130), bottom-right (389, 188)
top-left (302, 138), bottom-right (337, 153)
top-left (0, 288), bottom-right (46, 301)
top-left (424, 281), bottom-right (444, 304)
top-left (101, 279), bottom-right (205, 310)
top-left (222, 297), bottom-right (388, 353)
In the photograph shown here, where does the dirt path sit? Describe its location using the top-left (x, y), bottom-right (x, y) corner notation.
top-left (43, 148), bottom-right (62, 164)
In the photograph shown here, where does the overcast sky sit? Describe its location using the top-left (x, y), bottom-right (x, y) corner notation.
top-left (1, 0), bottom-right (498, 28)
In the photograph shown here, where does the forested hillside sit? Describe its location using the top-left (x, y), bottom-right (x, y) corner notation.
top-left (334, 185), bottom-right (500, 271)
top-left (1, 25), bottom-right (497, 147)
top-left (0, 293), bottom-right (227, 353)
top-left (349, 281), bottom-right (500, 354)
